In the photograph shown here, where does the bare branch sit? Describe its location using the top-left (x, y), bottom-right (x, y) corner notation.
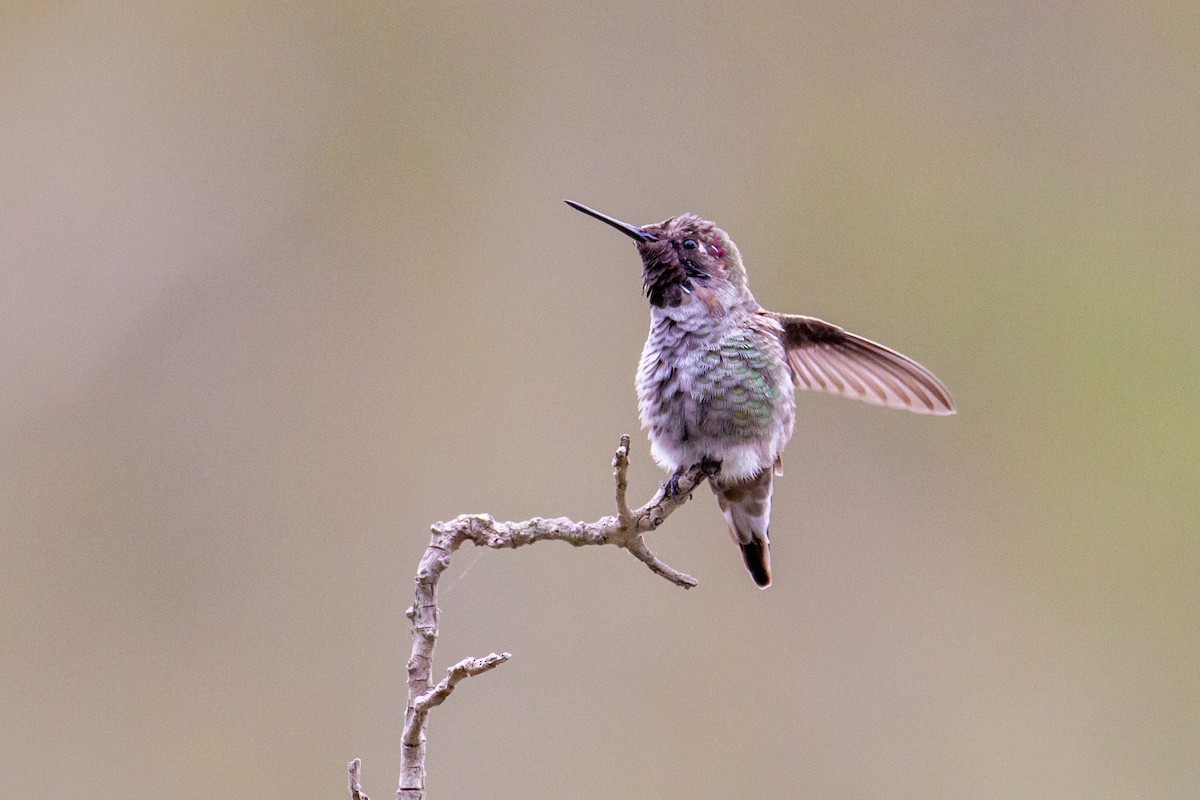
top-left (623, 534), bottom-right (698, 588)
top-left (390, 436), bottom-right (706, 800)
top-left (401, 653), bottom-right (512, 753)
top-left (348, 758), bottom-right (370, 800)
top-left (613, 433), bottom-right (634, 528)
top-left (413, 653), bottom-right (512, 715)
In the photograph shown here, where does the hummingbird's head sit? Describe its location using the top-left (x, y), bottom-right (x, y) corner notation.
top-left (565, 200), bottom-right (753, 316)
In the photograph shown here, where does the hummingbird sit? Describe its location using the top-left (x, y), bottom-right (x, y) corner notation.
top-left (565, 200), bottom-right (956, 588)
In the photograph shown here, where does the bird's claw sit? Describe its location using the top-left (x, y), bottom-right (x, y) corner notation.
top-left (664, 458), bottom-right (722, 499)
top-left (664, 468), bottom-right (688, 500)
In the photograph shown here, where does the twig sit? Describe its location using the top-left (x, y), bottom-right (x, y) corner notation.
top-left (348, 758), bottom-right (369, 800)
top-left (412, 653), bottom-right (512, 714)
top-left (349, 436), bottom-right (706, 800)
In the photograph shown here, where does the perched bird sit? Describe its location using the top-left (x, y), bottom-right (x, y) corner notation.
top-left (565, 200), bottom-right (956, 588)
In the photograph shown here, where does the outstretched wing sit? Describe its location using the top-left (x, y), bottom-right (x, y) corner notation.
top-left (768, 312), bottom-right (956, 415)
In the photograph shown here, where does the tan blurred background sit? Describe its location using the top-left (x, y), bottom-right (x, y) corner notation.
top-left (2, 2), bottom-right (1197, 798)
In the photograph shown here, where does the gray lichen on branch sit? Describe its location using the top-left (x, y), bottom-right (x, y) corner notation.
top-left (352, 435), bottom-right (706, 800)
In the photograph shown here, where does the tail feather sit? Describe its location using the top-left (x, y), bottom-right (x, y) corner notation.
top-left (711, 468), bottom-right (774, 588)
top-left (740, 537), bottom-right (772, 588)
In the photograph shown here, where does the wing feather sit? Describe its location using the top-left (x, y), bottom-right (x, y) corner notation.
top-left (769, 312), bottom-right (956, 415)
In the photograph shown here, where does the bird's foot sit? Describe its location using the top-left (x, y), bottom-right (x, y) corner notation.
top-left (664, 458), bottom-right (722, 499)
top-left (663, 467), bottom-right (689, 500)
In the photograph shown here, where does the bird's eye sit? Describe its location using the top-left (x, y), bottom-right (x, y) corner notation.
top-left (682, 238), bottom-right (698, 250)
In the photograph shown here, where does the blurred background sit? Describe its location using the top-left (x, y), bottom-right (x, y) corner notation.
top-left (2, 2), bottom-right (1196, 798)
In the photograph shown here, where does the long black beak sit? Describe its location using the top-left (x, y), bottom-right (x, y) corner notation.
top-left (564, 200), bottom-right (657, 242)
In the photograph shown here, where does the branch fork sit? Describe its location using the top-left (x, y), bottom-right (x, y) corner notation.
top-left (352, 436), bottom-right (707, 800)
